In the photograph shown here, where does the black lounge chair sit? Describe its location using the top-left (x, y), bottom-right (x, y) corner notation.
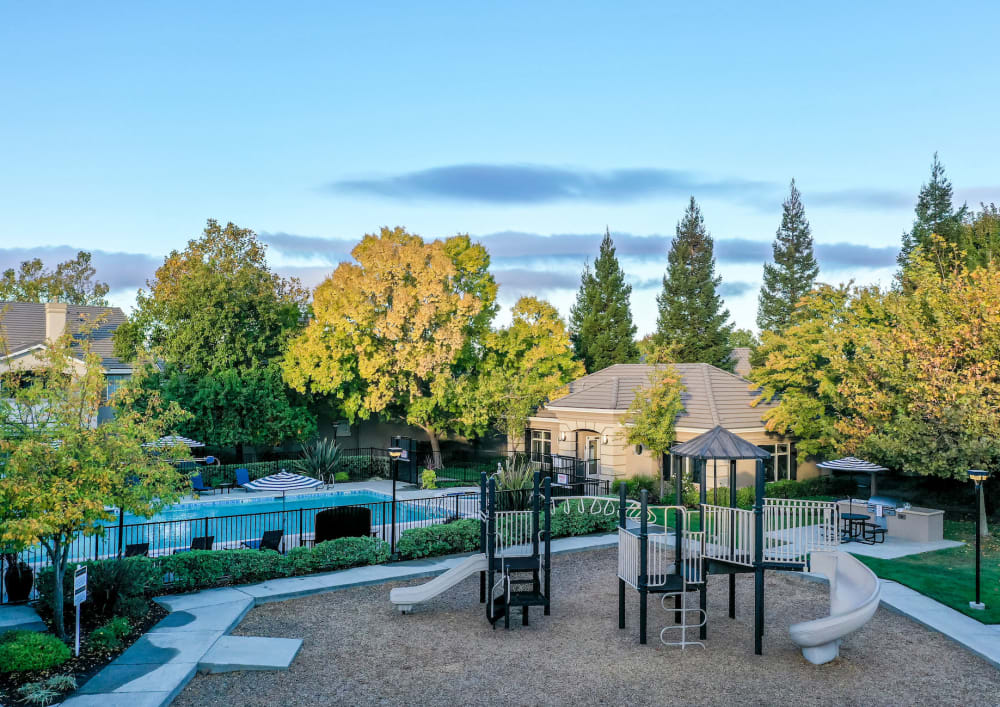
top-left (124, 543), bottom-right (149, 558)
top-left (242, 529), bottom-right (284, 552)
top-left (174, 535), bottom-right (214, 554)
top-left (314, 507), bottom-right (372, 544)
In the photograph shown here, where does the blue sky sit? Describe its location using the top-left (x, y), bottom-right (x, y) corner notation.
top-left (2, 2), bottom-right (998, 332)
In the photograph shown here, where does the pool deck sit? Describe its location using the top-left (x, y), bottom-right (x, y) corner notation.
top-left (174, 479), bottom-right (478, 505)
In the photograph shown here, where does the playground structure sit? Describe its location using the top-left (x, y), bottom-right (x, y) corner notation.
top-left (391, 470), bottom-right (552, 629)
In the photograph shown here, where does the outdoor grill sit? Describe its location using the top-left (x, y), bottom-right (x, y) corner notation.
top-left (865, 495), bottom-right (902, 529)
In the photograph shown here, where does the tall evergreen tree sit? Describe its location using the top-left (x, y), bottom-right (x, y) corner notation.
top-left (756, 179), bottom-right (819, 333)
top-left (568, 228), bottom-right (639, 372)
top-left (653, 197), bottom-right (733, 369)
top-left (898, 153), bottom-right (967, 270)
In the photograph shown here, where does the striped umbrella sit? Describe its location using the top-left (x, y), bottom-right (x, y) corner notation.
top-left (242, 470), bottom-right (324, 532)
top-left (818, 457), bottom-right (889, 498)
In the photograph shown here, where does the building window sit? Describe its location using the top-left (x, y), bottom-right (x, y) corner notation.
top-left (104, 374), bottom-right (130, 403)
top-left (760, 443), bottom-right (795, 481)
top-left (530, 429), bottom-right (551, 461)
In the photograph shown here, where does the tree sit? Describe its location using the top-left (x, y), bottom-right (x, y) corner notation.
top-left (961, 203), bottom-right (1000, 270)
top-left (653, 197), bottom-right (733, 369)
top-left (114, 220), bottom-right (314, 458)
top-left (475, 297), bottom-right (584, 449)
top-left (757, 180), bottom-right (819, 333)
top-left (625, 362), bottom-right (686, 464)
top-left (728, 328), bottom-right (760, 350)
top-left (0, 251), bottom-right (110, 305)
top-left (283, 227), bottom-right (497, 463)
top-left (898, 153), bottom-right (967, 272)
top-left (0, 325), bottom-right (189, 639)
top-left (568, 229), bottom-right (639, 372)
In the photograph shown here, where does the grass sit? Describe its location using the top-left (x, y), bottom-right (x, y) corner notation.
top-left (855, 519), bottom-right (1000, 624)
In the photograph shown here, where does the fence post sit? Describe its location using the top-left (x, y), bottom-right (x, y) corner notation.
top-left (454, 493), bottom-right (460, 519)
top-left (204, 517), bottom-right (209, 547)
top-left (299, 508), bottom-right (304, 549)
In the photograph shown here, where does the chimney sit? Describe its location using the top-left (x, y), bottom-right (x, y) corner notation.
top-left (45, 302), bottom-right (68, 341)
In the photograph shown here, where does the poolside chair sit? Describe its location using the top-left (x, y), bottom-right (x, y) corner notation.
top-left (191, 474), bottom-right (216, 495)
top-left (235, 468), bottom-right (251, 490)
top-left (173, 535), bottom-right (214, 554)
top-left (242, 529), bottom-right (284, 552)
top-left (124, 543), bottom-right (149, 558)
top-left (314, 507), bottom-right (372, 544)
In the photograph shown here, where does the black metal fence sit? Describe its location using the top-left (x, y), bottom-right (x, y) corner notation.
top-left (0, 477), bottom-right (610, 605)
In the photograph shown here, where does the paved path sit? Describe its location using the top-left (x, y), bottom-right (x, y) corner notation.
top-left (0, 603), bottom-right (46, 633)
top-left (60, 533), bottom-right (617, 706)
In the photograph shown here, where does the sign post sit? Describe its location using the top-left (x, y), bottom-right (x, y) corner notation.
top-left (73, 566), bottom-right (88, 657)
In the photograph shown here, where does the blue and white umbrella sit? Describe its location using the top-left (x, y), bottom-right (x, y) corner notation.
top-left (242, 470), bottom-right (324, 531)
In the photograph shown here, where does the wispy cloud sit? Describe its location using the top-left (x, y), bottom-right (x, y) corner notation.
top-left (719, 281), bottom-right (756, 297)
top-left (0, 246), bottom-right (159, 293)
top-left (328, 163), bottom-right (933, 212)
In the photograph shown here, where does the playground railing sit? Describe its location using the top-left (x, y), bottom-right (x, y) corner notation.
top-left (762, 498), bottom-right (838, 563)
top-left (701, 504), bottom-right (755, 567)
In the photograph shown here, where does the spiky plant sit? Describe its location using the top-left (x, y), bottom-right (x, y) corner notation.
top-left (290, 438), bottom-right (343, 484)
top-left (495, 456), bottom-right (535, 511)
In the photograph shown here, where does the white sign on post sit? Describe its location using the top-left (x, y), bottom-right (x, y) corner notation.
top-left (74, 566), bottom-right (87, 656)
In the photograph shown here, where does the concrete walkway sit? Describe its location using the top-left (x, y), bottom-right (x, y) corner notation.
top-left (0, 603), bottom-right (46, 633)
top-left (61, 533), bottom-right (617, 706)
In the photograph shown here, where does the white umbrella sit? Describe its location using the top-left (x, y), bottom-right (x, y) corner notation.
top-left (241, 470), bottom-right (324, 535)
top-left (818, 456), bottom-right (888, 497)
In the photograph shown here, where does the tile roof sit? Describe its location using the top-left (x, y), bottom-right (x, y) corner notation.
top-left (0, 301), bottom-right (131, 370)
top-left (545, 362), bottom-right (776, 430)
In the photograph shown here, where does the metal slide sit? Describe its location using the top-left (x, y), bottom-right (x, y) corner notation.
top-left (788, 550), bottom-right (881, 664)
top-left (390, 554), bottom-right (489, 613)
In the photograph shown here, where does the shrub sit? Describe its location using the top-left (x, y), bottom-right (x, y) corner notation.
top-left (89, 617), bottom-right (130, 653)
top-left (37, 557), bottom-right (157, 629)
top-left (290, 439), bottom-right (342, 483)
top-left (550, 504), bottom-right (618, 537)
top-left (396, 519), bottom-right (480, 560)
top-left (420, 469), bottom-right (438, 490)
top-left (334, 471), bottom-right (350, 483)
top-left (16, 674), bottom-right (77, 706)
top-left (0, 631), bottom-right (71, 673)
top-left (285, 536), bottom-right (389, 575)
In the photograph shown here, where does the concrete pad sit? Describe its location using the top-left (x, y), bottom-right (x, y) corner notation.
top-left (198, 635), bottom-right (303, 673)
top-left (113, 630), bottom-right (223, 665)
top-left (148, 599), bottom-right (252, 634)
top-left (76, 662), bottom-right (197, 695)
top-left (154, 586), bottom-right (252, 613)
top-left (62, 691), bottom-right (174, 707)
top-left (848, 538), bottom-right (964, 559)
top-left (0, 603), bottom-right (46, 633)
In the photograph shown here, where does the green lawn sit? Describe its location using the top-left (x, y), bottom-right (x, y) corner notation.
top-left (855, 520), bottom-right (1000, 624)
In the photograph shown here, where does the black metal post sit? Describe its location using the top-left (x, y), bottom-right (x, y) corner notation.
top-left (118, 507), bottom-right (125, 559)
top-left (754, 457), bottom-right (766, 655)
top-left (618, 482), bottom-right (627, 629)
top-left (729, 459), bottom-right (737, 620)
top-left (543, 475), bottom-right (551, 616)
top-left (390, 457), bottom-right (398, 557)
top-left (674, 453), bottom-right (683, 624)
top-left (975, 482), bottom-right (983, 607)
top-left (639, 489), bottom-right (648, 645)
top-left (480, 472), bottom-right (487, 604)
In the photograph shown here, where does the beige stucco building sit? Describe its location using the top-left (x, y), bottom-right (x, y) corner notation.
top-left (524, 363), bottom-right (819, 489)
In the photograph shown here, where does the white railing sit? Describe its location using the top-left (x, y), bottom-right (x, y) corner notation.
top-left (496, 510), bottom-right (536, 557)
top-left (617, 527), bottom-right (641, 589)
top-left (680, 529), bottom-right (705, 583)
top-left (763, 498), bottom-right (838, 563)
top-left (701, 504), bottom-right (755, 567)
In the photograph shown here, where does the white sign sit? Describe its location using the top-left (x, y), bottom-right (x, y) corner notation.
top-left (556, 473), bottom-right (569, 485)
top-left (74, 566), bottom-right (88, 606)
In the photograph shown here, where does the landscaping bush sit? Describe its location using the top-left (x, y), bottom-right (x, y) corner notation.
top-left (550, 504), bottom-right (618, 537)
top-left (611, 474), bottom-right (660, 501)
top-left (334, 471), bottom-right (350, 483)
top-left (679, 475), bottom-right (855, 509)
top-left (396, 519), bottom-right (480, 560)
top-left (285, 536), bottom-right (389, 575)
top-left (0, 631), bottom-right (71, 673)
top-left (17, 674), bottom-right (77, 707)
top-left (421, 468), bottom-right (438, 490)
top-left (37, 557), bottom-right (158, 628)
top-left (89, 616), bottom-right (131, 653)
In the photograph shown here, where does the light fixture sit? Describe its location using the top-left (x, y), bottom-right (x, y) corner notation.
top-left (559, 432), bottom-right (567, 442)
top-left (602, 434), bottom-right (609, 445)
top-left (387, 447), bottom-right (404, 460)
top-left (635, 444), bottom-right (643, 455)
top-left (969, 469), bottom-right (990, 486)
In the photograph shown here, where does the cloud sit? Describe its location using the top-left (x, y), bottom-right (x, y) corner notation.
top-left (260, 232), bottom-right (355, 262)
top-left (494, 268), bottom-right (580, 293)
top-left (331, 164), bottom-right (774, 206)
top-left (815, 242), bottom-right (897, 269)
top-left (719, 281), bottom-right (757, 297)
top-left (0, 246), bottom-right (159, 293)
top-left (809, 188), bottom-right (911, 210)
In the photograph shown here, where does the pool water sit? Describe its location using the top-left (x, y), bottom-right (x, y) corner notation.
top-left (121, 490), bottom-right (397, 523)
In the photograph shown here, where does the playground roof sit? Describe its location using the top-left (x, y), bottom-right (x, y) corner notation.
top-left (670, 425), bottom-right (771, 460)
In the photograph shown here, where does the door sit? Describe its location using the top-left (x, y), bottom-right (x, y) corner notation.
top-left (584, 435), bottom-right (600, 477)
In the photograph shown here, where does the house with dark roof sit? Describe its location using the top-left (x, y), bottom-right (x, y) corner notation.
top-left (0, 301), bottom-right (133, 413)
top-left (526, 363), bottom-right (818, 489)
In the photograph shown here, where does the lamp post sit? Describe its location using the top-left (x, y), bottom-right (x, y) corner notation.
top-left (968, 469), bottom-right (990, 610)
top-left (388, 446), bottom-right (404, 557)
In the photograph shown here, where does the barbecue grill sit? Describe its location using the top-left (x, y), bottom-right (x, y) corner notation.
top-left (865, 495), bottom-right (903, 529)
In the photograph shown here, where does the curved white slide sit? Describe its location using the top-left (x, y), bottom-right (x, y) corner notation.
top-left (789, 550), bottom-right (881, 665)
top-left (390, 553), bottom-right (488, 613)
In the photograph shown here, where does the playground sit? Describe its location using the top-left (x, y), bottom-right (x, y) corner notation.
top-left (174, 546), bottom-right (1000, 706)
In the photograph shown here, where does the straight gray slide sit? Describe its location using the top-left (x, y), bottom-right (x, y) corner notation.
top-left (390, 553), bottom-right (488, 613)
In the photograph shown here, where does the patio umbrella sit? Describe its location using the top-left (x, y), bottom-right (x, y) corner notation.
top-left (817, 456), bottom-right (889, 501)
top-left (142, 434), bottom-right (205, 449)
top-left (241, 470), bottom-right (324, 534)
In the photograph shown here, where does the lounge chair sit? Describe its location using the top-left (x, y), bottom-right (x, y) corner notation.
top-left (124, 543), bottom-right (149, 558)
top-left (242, 529), bottom-right (284, 552)
top-left (173, 535), bottom-right (214, 554)
top-left (191, 474), bottom-right (216, 495)
top-left (235, 468), bottom-right (251, 490)
top-left (314, 507), bottom-right (372, 544)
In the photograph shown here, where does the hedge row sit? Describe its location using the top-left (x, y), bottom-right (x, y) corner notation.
top-left (678, 475), bottom-right (856, 509)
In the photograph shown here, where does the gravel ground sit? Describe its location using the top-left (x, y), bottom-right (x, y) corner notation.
top-left (176, 548), bottom-right (1000, 707)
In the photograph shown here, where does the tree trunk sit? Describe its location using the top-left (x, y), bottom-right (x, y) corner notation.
top-left (980, 488), bottom-right (990, 538)
top-left (420, 426), bottom-right (442, 469)
top-left (50, 539), bottom-right (66, 640)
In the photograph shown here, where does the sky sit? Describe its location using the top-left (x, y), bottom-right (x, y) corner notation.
top-left (2, 2), bottom-right (999, 333)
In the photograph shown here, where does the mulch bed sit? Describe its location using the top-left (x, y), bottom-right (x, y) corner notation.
top-left (0, 599), bottom-right (168, 704)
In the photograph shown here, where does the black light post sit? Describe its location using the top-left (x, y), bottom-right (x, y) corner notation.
top-left (969, 469), bottom-right (990, 611)
top-left (388, 446), bottom-right (404, 557)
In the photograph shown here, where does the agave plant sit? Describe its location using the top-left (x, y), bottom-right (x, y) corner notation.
top-left (291, 438), bottom-right (343, 484)
top-left (495, 456), bottom-right (535, 511)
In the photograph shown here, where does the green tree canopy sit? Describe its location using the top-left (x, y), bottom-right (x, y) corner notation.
top-left (114, 220), bottom-right (314, 458)
top-left (898, 153), bottom-right (968, 272)
top-left (625, 362), bottom-right (686, 459)
top-left (0, 325), bottom-right (190, 639)
top-left (0, 250), bottom-right (110, 305)
top-left (283, 227), bottom-right (497, 462)
top-left (757, 180), bottom-right (819, 333)
top-left (653, 197), bottom-right (733, 369)
top-left (569, 229), bottom-right (639, 372)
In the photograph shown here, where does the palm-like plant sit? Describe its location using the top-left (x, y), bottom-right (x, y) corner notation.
top-left (495, 455), bottom-right (534, 511)
top-left (291, 438), bottom-right (343, 484)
